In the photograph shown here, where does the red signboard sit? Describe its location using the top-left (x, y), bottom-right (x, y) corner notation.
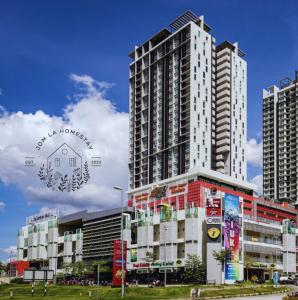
top-left (113, 240), bottom-right (127, 287)
top-left (206, 198), bottom-right (222, 217)
top-left (168, 183), bottom-right (187, 196)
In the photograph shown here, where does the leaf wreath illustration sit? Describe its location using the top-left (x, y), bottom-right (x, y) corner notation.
top-left (83, 161), bottom-right (90, 183)
top-left (38, 164), bottom-right (46, 181)
top-left (58, 174), bottom-right (68, 192)
top-left (71, 175), bottom-right (76, 191)
top-left (76, 173), bottom-right (83, 189)
top-left (46, 163), bottom-right (54, 188)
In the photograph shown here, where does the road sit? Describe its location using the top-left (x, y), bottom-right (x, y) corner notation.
top-left (227, 294), bottom-right (285, 300)
top-left (227, 284), bottom-right (298, 300)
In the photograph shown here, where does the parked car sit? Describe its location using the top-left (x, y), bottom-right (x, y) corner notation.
top-left (279, 276), bottom-right (295, 284)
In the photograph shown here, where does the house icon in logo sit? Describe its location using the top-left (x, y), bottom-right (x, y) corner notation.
top-left (47, 143), bottom-right (82, 178)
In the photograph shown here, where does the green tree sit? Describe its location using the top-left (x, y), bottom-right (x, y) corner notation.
top-left (62, 262), bottom-right (72, 275)
top-left (244, 255), bottom-right (253, 281)
top-left (71, 261), bottom-right (88, 277)
top-left (182, 254), bottom-right (205, 283)
top-left (92, 260), bottom-right (111, 273)
top-left (0, 261), bottom-right (6, 277)
top-left (212, 249), bottom-right (227, 284)
top-left (144, 251), bottom-right (158, 285)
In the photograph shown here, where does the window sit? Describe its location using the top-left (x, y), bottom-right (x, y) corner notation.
top-left (55, 158), bottom-right (60, 167)
top-left (69, 157), bottom-right (76, 167)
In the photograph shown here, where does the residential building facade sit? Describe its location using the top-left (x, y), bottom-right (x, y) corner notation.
top-left (263, 71), bottom-right (298, 204)
top-left (128, 11), bottom-right (247, 190)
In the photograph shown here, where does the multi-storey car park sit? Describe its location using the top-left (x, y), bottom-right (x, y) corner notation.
top-left (263, 71), bottom-right (298, 204)
top-left (16, 208), bottom-right (132, 276)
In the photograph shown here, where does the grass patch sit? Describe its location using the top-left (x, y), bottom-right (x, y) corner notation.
top-left (201, 286), bottom-right (286, 297)
top-left (0, 283), bottom-right (286, 300)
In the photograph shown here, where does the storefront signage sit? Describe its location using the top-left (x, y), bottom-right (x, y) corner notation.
top-left (132, 261), bottom-right (175, 269)
top-left (132, 263), bottom-right (150, 268)
top-left (135, 193), bottom-right (149, 202)
top-left (224, 194), bottom-right (240, 281)
top-left (26, 208), bottom-right (59, 225)
top-left (168, 183), bottom-right (188, 196)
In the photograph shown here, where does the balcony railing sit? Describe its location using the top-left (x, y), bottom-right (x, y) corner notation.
top-left (244, 235), bottom-right (282, 246)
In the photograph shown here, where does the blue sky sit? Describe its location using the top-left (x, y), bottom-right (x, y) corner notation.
top-left (0, 0), bottom-right (297, 261)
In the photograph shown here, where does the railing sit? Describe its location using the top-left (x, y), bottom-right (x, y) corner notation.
top-left (248, 257), bottom-right (282, 265)
top-left (244, 235), bottom-right (282, 245)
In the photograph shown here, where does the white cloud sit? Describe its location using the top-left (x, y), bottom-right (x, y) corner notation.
top-left (0, 74), bottom-right (129, 214)
top-left (0, 201), bottom-right (5, 210)
top-left (250, 174), bottom-right (263, 195)
top-left (247, 138), bottom-right (263, 167)
top-left (1, 246), bottom-right (16, 255)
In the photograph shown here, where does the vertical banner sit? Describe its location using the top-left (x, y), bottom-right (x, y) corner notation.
top-left (224, 194), bottom-right (240, 282)
top-left (113, 240), bottom-right (127, 287)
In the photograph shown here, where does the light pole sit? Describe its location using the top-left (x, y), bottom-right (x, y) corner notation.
top-left (9, 250), bottom-right (12, 283)
top-left (163, 226), bottom-right (168, 287)
top-left (96, 263), bottom-right (100, 300)
top-left (113, 186), bottom-right (125, 298)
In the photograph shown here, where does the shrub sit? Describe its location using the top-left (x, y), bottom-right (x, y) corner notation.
top-left (10, 277), bottom-right (25, 284)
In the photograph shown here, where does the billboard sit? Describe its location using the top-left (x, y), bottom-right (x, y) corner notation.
top-left (224, 194), bottom-right (240, 281)
top-left (113, 240), bottom-right (127, 287)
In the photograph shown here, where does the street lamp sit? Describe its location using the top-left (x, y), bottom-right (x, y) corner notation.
top-left (163, 226), bottom-right (168, 287)
top-left (113, 186), bottom-right (125, 298)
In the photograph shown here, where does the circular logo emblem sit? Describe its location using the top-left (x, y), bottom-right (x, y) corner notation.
top-left (210, 187), bottom-right (217, 196)
top-left (207, 227), bottom-right (220, 239)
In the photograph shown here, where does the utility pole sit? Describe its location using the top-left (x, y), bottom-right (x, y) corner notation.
top-left (163, 226), bottom-right (168, 287)
top-left (96, 263), bottom-right (100, 300)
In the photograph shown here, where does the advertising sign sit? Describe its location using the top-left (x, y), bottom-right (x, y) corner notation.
top-left (130, 249), bottom-right (137, 262)
top-left (224, 194), bottom-right (240, 282)
top-left (206, 198), bottom-right (221, 217)
top-left (282, 219), bottom-right (296, 234)
top-left (206, 224), bottom-right (221, 243)
top-left (206, 216), bottom-right (222, 224)
top-left (113, 240), bottom-right (127, 287)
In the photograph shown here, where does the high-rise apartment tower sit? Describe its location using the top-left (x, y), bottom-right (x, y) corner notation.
top-left (263, 71), bottom-right (298, 204)
top-left (128, 11), bottom-right (247, 189)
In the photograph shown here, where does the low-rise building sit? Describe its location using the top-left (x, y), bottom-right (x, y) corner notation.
top-left (16, 178), bottom-right (298, 283)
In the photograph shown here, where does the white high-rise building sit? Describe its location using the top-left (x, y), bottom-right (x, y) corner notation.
top-left (128, 11), bottom-right (247, 190)
top-left (215, 42), bottom-right (247, 180)
top-left (263, 71), bottom-right (298, 204)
